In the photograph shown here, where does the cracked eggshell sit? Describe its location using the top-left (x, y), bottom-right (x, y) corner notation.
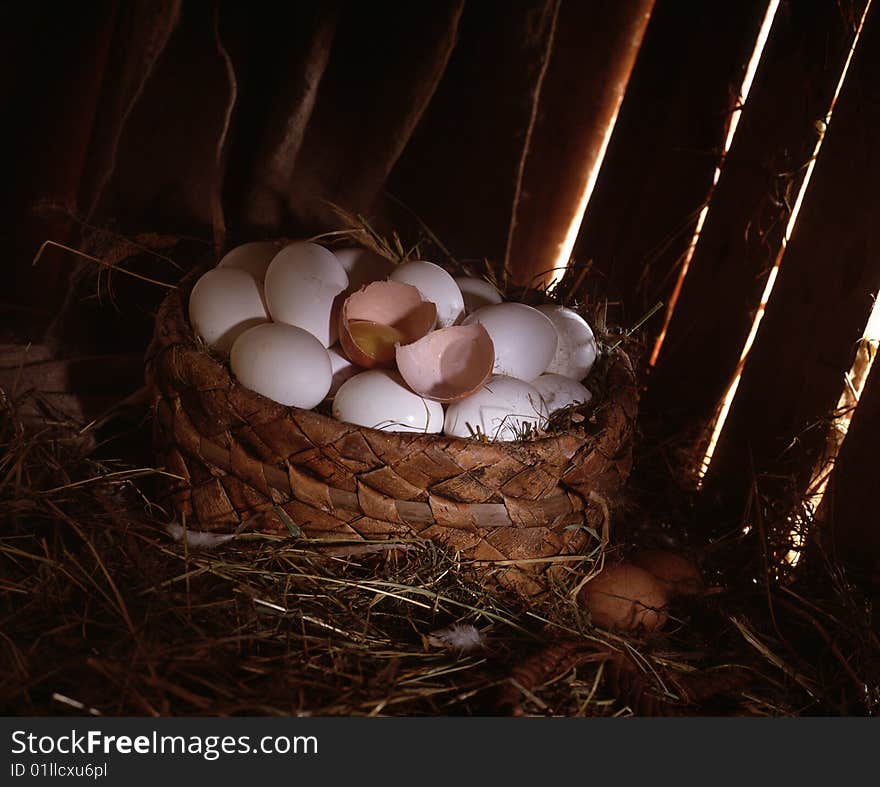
top-left (230, 323), bottom-right (331, 409)
top-left (332, 369), bottom-right (444, 433)
top-left (188, 267), bottom-right (269, 354)
top-left (265, 241), bottom-right (349, 347)
top-left (396, 324), bottom-right (494, 402)
top-left (532, 373), bottom-right (592, 415)
top-left (332, 246), bottom-right (396, 292)
top-left (577, 562), bottom-right (669, 633)
top-left (443, 374), bottom-right (548, 441)
top-left (536, 305), bottom-right (598, 382)
top-left (454, 276), bottom-right (503, 314)
top-left (462, 303), bottom-right (557, 381)
top-left (217, 240), bottom-right (283, 283)
top-left (389, 260), bottom-right (465, 328)
top-left (339, 280), bottom-right (437, 368)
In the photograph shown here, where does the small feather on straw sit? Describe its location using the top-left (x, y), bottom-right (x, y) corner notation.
top-left (426, 623), bottom-right (485, 652)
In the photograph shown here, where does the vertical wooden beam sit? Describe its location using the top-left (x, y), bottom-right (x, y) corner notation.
top-left (641, 1), bottom-right (863, 453)
top-left (572, 0), bottom-right (768, 326)
top-left (710, 4), bottom-right (880, 498)
top-left (507, 0), bottom-right (654, 288)
top-left (824, 359), bottom-right (880, 578)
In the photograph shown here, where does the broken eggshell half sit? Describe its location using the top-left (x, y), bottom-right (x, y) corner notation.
top-left (396, 323), bottom-right (495, 402)
top-left (339, 280), bottom-right (437, 368)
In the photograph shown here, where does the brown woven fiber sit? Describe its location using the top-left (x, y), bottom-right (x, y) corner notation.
top-left (146, 275), bottom-right (639, 595)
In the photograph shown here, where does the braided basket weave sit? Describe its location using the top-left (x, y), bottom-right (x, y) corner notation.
top-left (146, 272), bottom-right (639, 595)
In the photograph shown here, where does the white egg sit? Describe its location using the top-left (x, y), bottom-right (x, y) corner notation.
top-left (536, 305), bottom-right (598, 381)
top-left (444, 375), bottom-right (548, 440)
top-left (462, 303), bottom-right (557, 381)
top-left (327, 345), bottom-right (358, 395)
top-left (332, 370), bottom-right (443, 433)
top-left (265, 241), bottom-right (349, 347)
top-left (333, 247), bottom-right (395, 292)
top-left (217, 240), bottom-right (282, 283)
top-left (188, 267), bottom-right (269, 354)
top-left (230, 323), bottom-right (331, 409)
top-left (532, 374), bottom-right (593, 415)
top-left (454, 276), bottom-right (503, 314)
top-left (389, 260), bottom-right (465, 328)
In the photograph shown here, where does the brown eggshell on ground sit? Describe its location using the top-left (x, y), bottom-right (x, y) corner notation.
top-left (339, 281), bottom-right (437, 368)
top-left (396, 324), bottom-right (495, 402)
top-left (629, 550), bottom-right (704, 597)
top-left (578, 562), bottom-right (670, 633)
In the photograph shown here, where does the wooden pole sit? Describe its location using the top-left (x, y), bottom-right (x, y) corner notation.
top-left (709, 1), bottom-right (880, 500)
top-left (506, 0), bottom-right (654, 289)
top-left (641, 0), bottom-right (866, 466)
top-left (823, 357), bottom-right (880, 580)
top-left (572, 0), bottom-right (768, 326)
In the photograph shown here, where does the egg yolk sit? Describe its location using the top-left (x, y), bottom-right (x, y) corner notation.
top-left (348, 321), bottom-right (406, 364)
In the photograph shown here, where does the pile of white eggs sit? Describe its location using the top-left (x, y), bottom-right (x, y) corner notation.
top-left (188, 240), bottom-right (598, 441)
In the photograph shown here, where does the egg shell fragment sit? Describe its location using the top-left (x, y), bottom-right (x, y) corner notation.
top-left (396, 323), bottom-right (495, 402)
top-left (230, 323), bottom-right (332, 409)
top-left (462, 303), bottom-right (557, 382)
top-left (217, 240), bottom-right (282, 283)
top-left (339, 280), bottom-right (437, 368)
top-left (532, 373), bottom-right (593, 415)
top-left (332, 369), bottom-right (444, 433)
top-left (188, 267), bottom-right (269, 354)
top-left (454, 276), bottom-right (503, 314)
top-left (389, 260), bottom-right (465, 328)
top-left (536, 304), bottom-right (598, 382)
top-left (265, 241), bottom-right (349, 347)
top-left (443, 374), bottom-right (548, 441)
top-left (577, 562), bottom-right (669, 633)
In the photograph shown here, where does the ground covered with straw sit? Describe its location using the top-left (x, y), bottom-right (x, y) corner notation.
top-left (2, 374), bottom-right (877, 717)
top-left (2, 228), bottom-right (878, 716)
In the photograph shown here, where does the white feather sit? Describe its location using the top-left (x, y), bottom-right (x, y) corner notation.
top-left (165, 522), bottom-right (235, 549)
top-left (427, 623), bottom-right (484, 652)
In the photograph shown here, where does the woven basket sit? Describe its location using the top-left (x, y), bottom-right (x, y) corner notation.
top-left (145, 273), bottom-right (639, 595)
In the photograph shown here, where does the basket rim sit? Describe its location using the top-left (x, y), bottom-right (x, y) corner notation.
top-left (147, 268), bottom-right (637, 455)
